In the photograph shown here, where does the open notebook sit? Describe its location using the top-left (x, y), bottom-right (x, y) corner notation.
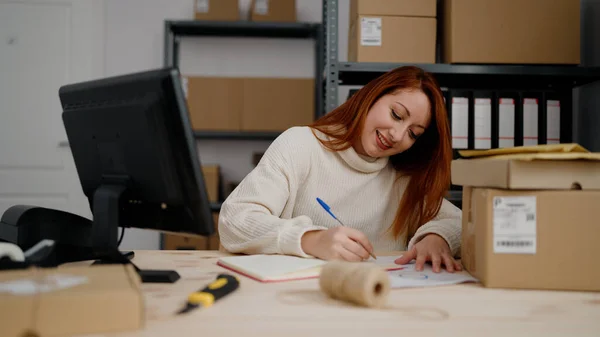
top-left (216, 254), bottom-right (404, 283)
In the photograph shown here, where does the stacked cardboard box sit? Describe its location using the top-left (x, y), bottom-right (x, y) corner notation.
top-left (163, 165), bottom-right (221, 250)
top-left (193, 0), bottom-right (296, 22)
top-left (184, 76), bottom-right (314, 132)
top-left (0, 265), bottom-right (143, 337)
top-left (452, 144), bottom-right (600, 291)
top-left (348, 0), bottom-right (437, 63)
top-left (442, 0), bottom-right (580, 64)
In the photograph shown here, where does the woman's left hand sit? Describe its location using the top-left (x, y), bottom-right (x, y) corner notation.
top-left (394, 233), bottom-right (462, 273)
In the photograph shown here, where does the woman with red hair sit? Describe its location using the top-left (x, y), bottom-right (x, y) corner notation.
top-left (218, 66), bottom-right (462, 273)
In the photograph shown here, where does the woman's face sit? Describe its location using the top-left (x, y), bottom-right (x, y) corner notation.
top-left (354, 89), bottom-right (432, 158)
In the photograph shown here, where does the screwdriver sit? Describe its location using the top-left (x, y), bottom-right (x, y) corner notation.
top-left (177, 273), bottom-right (240, 314)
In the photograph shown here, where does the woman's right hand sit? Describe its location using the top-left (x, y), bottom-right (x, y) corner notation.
top-left (300, 227), bottom-right (374, 261)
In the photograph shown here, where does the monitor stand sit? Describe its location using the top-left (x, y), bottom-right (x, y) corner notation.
top-left (0, 184), bottom-right (181, 283)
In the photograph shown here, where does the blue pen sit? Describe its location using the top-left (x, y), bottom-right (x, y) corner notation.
top-left (316, 197), bottom-right (377, 260)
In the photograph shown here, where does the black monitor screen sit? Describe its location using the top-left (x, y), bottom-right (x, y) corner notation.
top-left (58, 68), bottom-right (214, 248)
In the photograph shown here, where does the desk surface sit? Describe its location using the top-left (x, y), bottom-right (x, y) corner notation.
top-left (90, 250), bottom-right (600, 337)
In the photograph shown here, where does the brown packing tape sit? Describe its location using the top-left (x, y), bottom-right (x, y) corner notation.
top-left (319, 261), bottom-right (390, 308)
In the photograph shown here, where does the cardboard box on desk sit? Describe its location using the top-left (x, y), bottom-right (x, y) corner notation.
top-left (453, 144), bottom-right (600, 291)
top-left (442, 0), bottom-right (580, 64)
top-left (348, 0), bottom-right (437, 63)
top-left (249, 0), bottom-right (296, 22)
top-left (0, 264), bottom-right (144, 337)
top-left (194, 0), bottom-right (239, 21)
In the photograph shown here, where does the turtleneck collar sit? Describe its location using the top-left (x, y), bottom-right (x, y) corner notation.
top-left (312, 127), bottom-right (389, 174)
top-left (337, 144), bottom-right (389, 173)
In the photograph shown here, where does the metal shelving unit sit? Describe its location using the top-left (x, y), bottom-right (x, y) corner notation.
top-left (194, 131), bottom-right (281, 141)
top-left (161, 19), bottom-right (324, 249)
top-left (322, 0), bottom-right (600, 208)
top-left (337, 62), bottom-right (600, 89)
top-left (164, 19), bottom-right (324, 139)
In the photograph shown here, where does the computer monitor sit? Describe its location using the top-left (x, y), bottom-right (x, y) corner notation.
top-left (58, 67), bottom-right (215, 252)
top-left (0, 68), bottom-right (212, 280)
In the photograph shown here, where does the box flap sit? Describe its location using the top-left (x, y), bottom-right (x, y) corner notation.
top-left (451, 153), bottom-right (600, 190)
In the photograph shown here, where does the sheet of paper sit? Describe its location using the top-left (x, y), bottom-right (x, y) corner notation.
top-left (387, 262), bottom-right (478, 288)
top-left (218, 254), bottom-right (326, 279)
top-left (366, 255), bottom-right (400, 265)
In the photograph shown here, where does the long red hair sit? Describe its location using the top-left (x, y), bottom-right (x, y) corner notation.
top-left (309, 66), bottom-right (452, 244)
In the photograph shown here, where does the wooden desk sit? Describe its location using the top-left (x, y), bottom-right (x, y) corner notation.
top-left (92, 250), bottom-right (600, 337)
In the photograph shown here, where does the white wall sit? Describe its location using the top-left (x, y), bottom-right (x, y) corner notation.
top-left (108, 0), bottom-right (356, 250)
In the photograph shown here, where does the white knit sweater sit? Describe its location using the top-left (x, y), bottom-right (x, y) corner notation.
top-left (218, 126), bottom-right (462, 258)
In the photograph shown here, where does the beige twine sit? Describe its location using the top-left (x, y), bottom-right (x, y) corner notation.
top-left (319, 260), bottom-right (390, 308)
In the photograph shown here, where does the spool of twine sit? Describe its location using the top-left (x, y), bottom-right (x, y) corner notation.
top-left (319, 260), bottom-right (390, 308)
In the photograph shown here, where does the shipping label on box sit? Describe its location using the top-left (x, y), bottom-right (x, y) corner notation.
top-left (250, 0), bottom-right (295, 22)
top-left (360, 17), bottom-right (382, 46)
top-left (492, 195), bottom-right (536, 254)
top-left (196, 0), bottom-right (209, 13)
top-left (253, 0), bottom-right (268, 15)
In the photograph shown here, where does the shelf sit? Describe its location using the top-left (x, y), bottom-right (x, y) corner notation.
top-left (194, 131), bottom-right (281, 140)
top-left (445, 190), bottom-right (463, 209)
top-left (337, 62), bottom-right (600, 89)
top-left (210, 202), bottom-right (222, 212)
top-left (166, 20), bottom-right (320, 39)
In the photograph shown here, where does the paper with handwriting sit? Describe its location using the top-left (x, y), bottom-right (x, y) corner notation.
top-left (368, 255), bottom-right (479, 288)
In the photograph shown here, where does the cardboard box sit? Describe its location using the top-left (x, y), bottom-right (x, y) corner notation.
top-left (442, 0), bottom-right (580, 64)
top-left (454, 144), bottom-right (600, 291)
top-left (350, 0), bottom-right (437, 21)
top-left (452, 157), bottom-right (600, 190)
top-left (163, 212), bottom-right (219, 250)
top-left (208, 213), bottom-right (220, 250)
top-left (348, 16), bottom-right (436, 63)
top-left (0, 264), bottom-right (144, 337)
top-left (194, 0), bottom-right (239, 21)
top-left (461, 187), bottom-right (600, 291)
top-left (202, 165), bottom-right (220, 202)
top-left (250, 0), bottom-right (296, 22)
top-left (185, 76), bottom-right (243, 131)
top-left (163, 232), bottom-right (207, 250)
top-left (452, 145), bottom-right (600, 190)
top-left (241, 78), bottom-right (314, 132)
top-left (185, 76), bottom-right (313, 132)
